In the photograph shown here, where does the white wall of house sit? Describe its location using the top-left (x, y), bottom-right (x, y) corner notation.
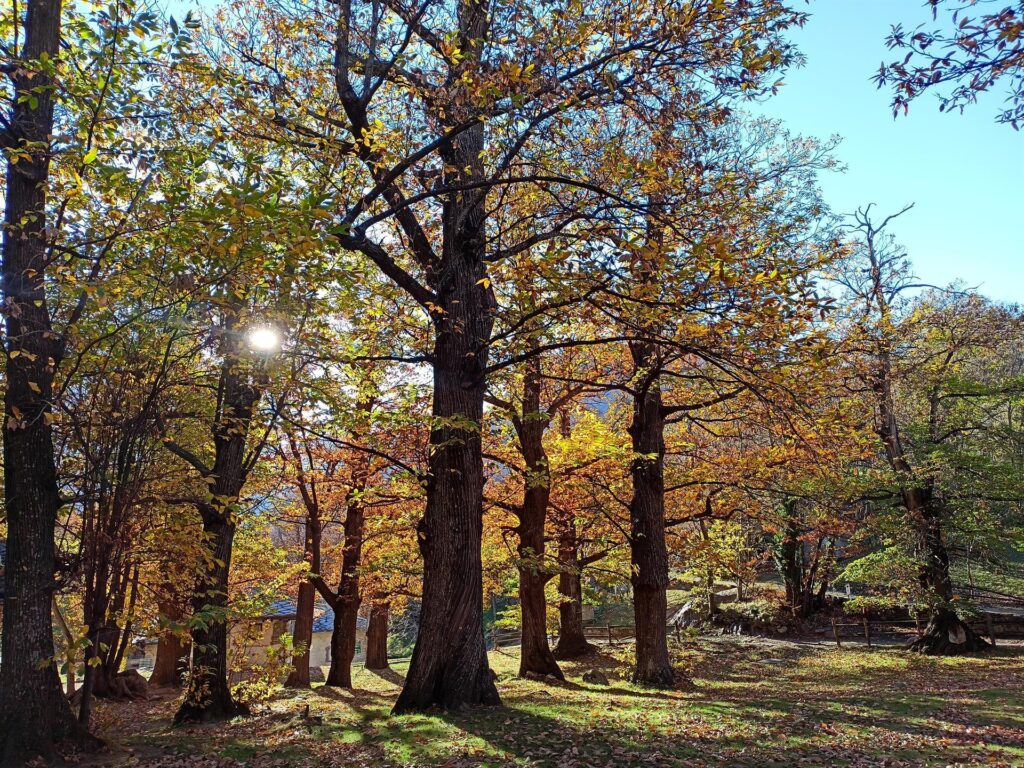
top-left (309, 628), bottom-right (367, 668)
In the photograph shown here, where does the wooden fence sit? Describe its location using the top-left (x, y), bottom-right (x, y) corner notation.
top-left (491, 623), bottom-right (685, 649)
top-left (492, 613), bottom-right (1024, 652)
top-left (828, 612), bottom-right (1024, 648)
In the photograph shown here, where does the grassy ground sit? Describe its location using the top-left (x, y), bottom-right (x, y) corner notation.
top-left (86, 637), bottom-right (1024, 768)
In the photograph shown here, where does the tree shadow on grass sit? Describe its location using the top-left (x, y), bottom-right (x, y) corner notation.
top-left (366, 667), bottom-right (406, 686)
top-left (311, 684), bottom-right (394, 704)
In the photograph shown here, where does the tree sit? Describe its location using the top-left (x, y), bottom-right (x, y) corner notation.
top-left (0, 0), bottom-right (182, 756)
top-left (876, 0), bottom-right (1024, 127)
top-left (836, 205), bottom-right (1023, 653)
top-left (275, 340), bottom-right (427, 688)
top-left (152, 152), bottom-right (333, 720)
top-left (210, 0), bottom-right (816, 710)
top-left (584, 114), bottom-right (837, 684)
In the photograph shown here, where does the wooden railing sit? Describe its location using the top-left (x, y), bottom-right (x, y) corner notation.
top-left (491, 623), bottom-right (684, 649)
top-left (828, 612), bottom-right (1024, 648)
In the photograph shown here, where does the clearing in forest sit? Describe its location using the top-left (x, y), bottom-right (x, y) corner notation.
top-left (85, 637), bottom-right (1024, 768)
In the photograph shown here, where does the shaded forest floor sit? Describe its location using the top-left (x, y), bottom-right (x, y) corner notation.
top-left (82, 637), bottom-right (1024, 768)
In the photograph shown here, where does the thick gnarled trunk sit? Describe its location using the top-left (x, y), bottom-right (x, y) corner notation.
top-left (394, 121), bottom-right (499, 712)
top-left (394, 334), bottom-right (499, 710)
top-left (908, 492), bottom-right (989, 655)
top-left (628, 358), bottom-right (673, 687)
top-left (0, 0), bottom-right (97, 757)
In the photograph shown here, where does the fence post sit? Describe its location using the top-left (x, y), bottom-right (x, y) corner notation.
top-left (831, 618), bottom-right (841, 648)
top-left (863, 616), bottom-right (871, 648)
top-left (986, 613), bottom-right (997, 647)
top-left (674, 623), bottom-right (681, 643)
top-left (914, 614), bottom-right (922, 637)
top-left (607, 625), bottom-right (613, 646)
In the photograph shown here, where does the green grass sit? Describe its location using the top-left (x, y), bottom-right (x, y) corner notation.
top-left (953, 560), bottom-right (1024, 598)
top-left (92, 638), bottom-right (1024, 767)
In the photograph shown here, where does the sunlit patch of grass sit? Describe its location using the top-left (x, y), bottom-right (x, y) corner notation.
top-left (92, 639), bottom-right (1024, 767)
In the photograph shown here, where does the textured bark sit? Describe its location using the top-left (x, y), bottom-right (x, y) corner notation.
top-left (175, 512), bottom-right (246, 724)
top-left (0, 0), bottom-right (99, 759)
top-left (328, 0), bottom-right (498, 714)
top-left (392, 120), bottom-right (500, 712)
top-left (909, 605), bottom-right (989, 654)
top-left (552, 422), bottom-right (595, 661)
top-left (906, 493), bottom-right (989, 655)
top-left (174, 337), bottom-right (260, 723)
top-left (625, 211), bottom-right (674, 687)
top-left (284, 516), bottom-right (319, 688)
top-left (151, 632), bottom-right (190, 688)
top-left (628, 349), bottom-right (673, 687)
top-left (365, 602), bottom-right (390, 670)
top-left (514, 354), bottom-right (562, 680)
top-left (326, 481), bottom-right (367, 689)
top-left (552, 559), bottom-right (593, 659)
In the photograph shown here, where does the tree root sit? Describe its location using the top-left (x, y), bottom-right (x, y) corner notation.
top-left (907, 615), bottom-right (991, 656)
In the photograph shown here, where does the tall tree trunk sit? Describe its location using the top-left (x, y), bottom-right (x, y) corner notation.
top-left (175, 511), bottom-right (244, 723)
top-left (773, 501), bottom-right (803, 613)
top-left (628, 358), bottom-right (673, 686)
top-left (552, 556), bottom-right (593, 658)
top-left (625, 209), bottom-right (674, 687)
top-left (150, 594), bottom-right (190, 688)
top-left (364, 602), bottom-right (390, 670)
top-left (551, 417), bottom-right (594, 661)
top-left (0, 0), bottom-right (98, 758)
top-left (907, 491), bottom-right (988, 654)
top-left (514, 354), bottom-right (562, 679)
top-left (870, 324), bottom-right (987, 655)
top-left (393, 122), bottom-right (500, 713)
top-left (174, 312), bottom-right (261, 723)
top-left (285, 516), bottom-right (319, 688)
top-left (326, 476), bottom-right (367, 688)
top-left (859, 224), bottom-right (989, 655)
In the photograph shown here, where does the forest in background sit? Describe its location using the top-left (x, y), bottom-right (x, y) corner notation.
top-left (0, 0), bottom-right (1021, 765)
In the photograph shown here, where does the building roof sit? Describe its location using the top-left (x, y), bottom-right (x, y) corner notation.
top-left (255, 597), bottom-right (368, 634)
top-left (259, 598), bottom-right (298, 619)
top-left (313, 605), bottom-right (368, 634)
top-left (312, 610), bottom-right (333, 633)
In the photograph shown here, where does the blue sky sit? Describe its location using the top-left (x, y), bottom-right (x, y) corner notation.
top-left (759, 0), bottom-right (1023, 304)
